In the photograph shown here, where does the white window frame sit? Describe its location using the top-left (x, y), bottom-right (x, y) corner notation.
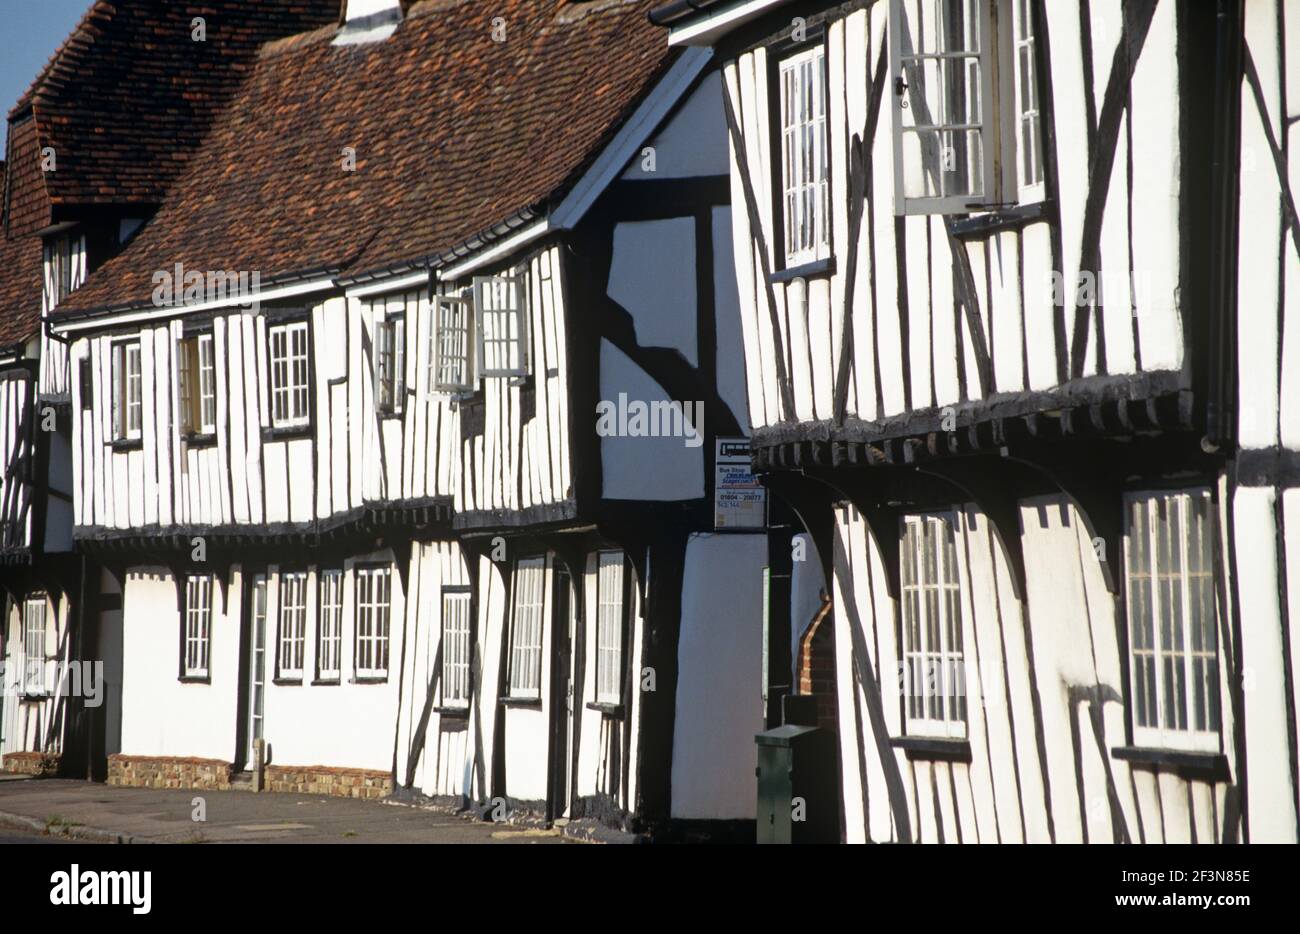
top-left (22, 595), bottom-right (48, 696)
top-left (375, 309), bottom-right (406, 415)
top-left (178, 332), bottom-right (217, 436)
top-left (354, 565), bottom-right (392, 680)
top-left (507, 556), bottom-right (545, 699)
top-left (441, 588), bottom-right (473, 707)
top-left (1123, 489), bottom-right (1221, 753)
top-left (317, 568), bottom-right (344, 682)
top-left (432, 294), bottom-right (474, 392)
top-left (277, 571), bottom-right (308, 680)
top-left (45, 235), bottom-right (77, 310)
top-left (474, 274), bottom-right (529, 379)
top-left (268, 320), bottom-right (311, 429)
top-left (1010, 0), bottom-right (1044, 201)
top-left (900, 512), bottom-right (967, 738)
top-left (890, 0), bottom-right (1038, 215)
top-left (183, 574), bottom-right (213, 679)
top-left (777, 44), bottom-right (831, 267)
top-left (595, 552), bottom-right (626, 705)
top-left (111, 339), bottom-right (143, 442)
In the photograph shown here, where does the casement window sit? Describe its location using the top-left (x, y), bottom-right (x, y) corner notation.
top-left (183, 574), bottom-right (214, 679)
top-left (1124, 489), bottom-right (1221, 752)
top-left (376, 312), bottom-right (406, 415)
top-left (475, 274), bottom-right (529, 379)
top-left (1010, 0), bottom-right (1043, 198)
top-left (507, 556), bottom-right (545, 698)
top-left (355, 565), bottom-right (392, 679)
top-left (900, 513), bottom-right (967, 737)
top-left (111, 340), bottom-right (143, 441)
top-left (268, 320), bottom-right (310, 429)
top-left (177, 333), bottom-right (217, 436)
top-left (45, 235), bottom-right (76, 309)
top-left (432, 294), bottom-right (474, 392)
top-left (778, 44), bottom-right (830, 266)
top-left (890, 0), bottom-right (1045, 214)
top-left (22, 595), bottom-right (47, 695)
top-left (595, 551), bottom-right (626, 706)
top-left (441, 588), bottom-right (472, 707)
top-left (277, 571), bottom-right (308, 679)
top-left (317, 569), bottom-right (343, 682)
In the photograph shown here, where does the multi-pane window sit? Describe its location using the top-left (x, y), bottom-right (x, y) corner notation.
top-left (45, 235), bottom-right (75, 309)
top-left (900, 513), bottom-right (966, 736)
top-left (507, 557), bottom-right (545, 698)
top-left (178, 333), bottom-right (216, 435)
top-left (268, 321), bottom-right (310, 429)
top-left (112, 340), bottom-right (143, 441)
top-left (317, 569), bottom-right (343, 682)
top-left (277, 571), bottom-right (308, 679)
top-left (778, 44), bottom-right (830, 266)
top-left (22, 595), bottom-right (47, 695)
top-left (890, 0), bottom-right (1043, 214)
top-left (1011, 0), bottom-right (1043, 196)
top-left (595, 552), bottom-right (626, 705)
top-left (355, 565), bottom-right (392, 679)
top-left (474, 275), bottom-right (529, 378)
top-left (1124, 490), bottom-right (1221, 751)
top-left (441, 589), bottom-right (472, 707)
top-left (183, 574), bottom-right (214, 679)
top-left (433, 294), bottom-right (473, 392)
top-left (376, 312), bottom-right (405, 415)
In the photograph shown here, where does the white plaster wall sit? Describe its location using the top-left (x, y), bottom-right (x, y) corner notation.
top-left (118, 567), bottom-right (240, 762)
top-left (598, 340), bottom-right (705, 500)
top-left (607, 218), bottom-right (698, 365)
top-left (671, 532), bottom-right (766, 819)
top-left (622, 70), bottom-right (729, 180)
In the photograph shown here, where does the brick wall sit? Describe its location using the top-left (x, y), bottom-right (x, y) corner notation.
top-left (797, 596), bottom-right (838, 734)
top-left (108, 754), bottom-right (233, 790)
top-left (2, 750), bottom-right (60, 776)
top-left (264, 765), bottom-right (392, 799)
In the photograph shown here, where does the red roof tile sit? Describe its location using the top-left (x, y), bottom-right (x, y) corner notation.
top-left (0, 162), bottom-right (44, 348)
top-left (59, 0), bottom-right (678, 316)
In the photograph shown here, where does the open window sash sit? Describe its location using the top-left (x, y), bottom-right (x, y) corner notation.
top-left (473, 274), bottom-right (529, 379)
top-left (890, 0), bottom-right (1007, 215)
top-left (433, 294), bottom-right (475, 392)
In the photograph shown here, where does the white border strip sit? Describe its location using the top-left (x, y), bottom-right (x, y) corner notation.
top-left (50, 276), bottom-right (337, 335)
top-left (666, 0), bottom-right (788, 47)
top-left (439, 219), bottom-right (552, 281)
top-left (345, 269), bottom-right (429, 299)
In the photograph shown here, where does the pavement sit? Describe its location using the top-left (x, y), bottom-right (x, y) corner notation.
top-left (0, 777), bottom-right (573, 844)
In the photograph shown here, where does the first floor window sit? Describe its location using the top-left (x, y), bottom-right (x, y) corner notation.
top-left (183, 575), bottom-right (213, 678)
top-left (45, 235), bottom-right (76, 309)
top-left (376, 311), bottom-right (405, 415)
top-left (112, 339), bottom-right (143, 441)
top-left (23, 595), bottom-right (47, 695)
top-left (474, 274), bottom-right (529, 378)
top-left (268, 320), bottom-right (310, 428)
top-left (441, 589), bottom-right (472, 707)
top-left (595, 552), bottom-right (626, 705)
top-left (317, 569), bottom-right (343, 681)
top-left (900, 512), bottom-right (966, 736)
top-left (355, 565), bottom-right (391, 679)
top-left (432, 294), bottom-right (473, 392)
top-left (178, 332), bottom-right (217, 435)
top-left (277, 571), bottom-right (308, 679)
top-left (507, 557), bottom-right (545, 698)
top-left (778, 43), bottom-right (829, 265)
top-left (890, 0), bottom-right (1044, 214)
top-left (1124, 489), bottom-right (1221, 751)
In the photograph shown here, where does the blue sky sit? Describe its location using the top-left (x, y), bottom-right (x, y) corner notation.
top-left (1, 2), bottom-right (91, 153)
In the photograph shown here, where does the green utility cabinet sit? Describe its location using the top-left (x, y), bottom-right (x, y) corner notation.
top-left (755, 724), bottom-right (837, 844)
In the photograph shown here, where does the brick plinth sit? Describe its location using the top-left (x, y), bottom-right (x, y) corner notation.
top-left (264, 765), bottom-right (393, 799)
top-left (107, 754), bottom-right (233, 790)
top-left (2, 750), bottom-right (60, 776)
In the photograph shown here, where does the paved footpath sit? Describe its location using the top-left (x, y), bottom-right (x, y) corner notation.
top-left (0, 777), bottom-right (571, 844)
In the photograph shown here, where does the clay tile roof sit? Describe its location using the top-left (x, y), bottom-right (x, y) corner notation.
top-left (9, 0), bottom-right (342, 215)
top-left (0, 161), bottom-right (44, 349)
top-left (59, 0), bottom-right (679, 316)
